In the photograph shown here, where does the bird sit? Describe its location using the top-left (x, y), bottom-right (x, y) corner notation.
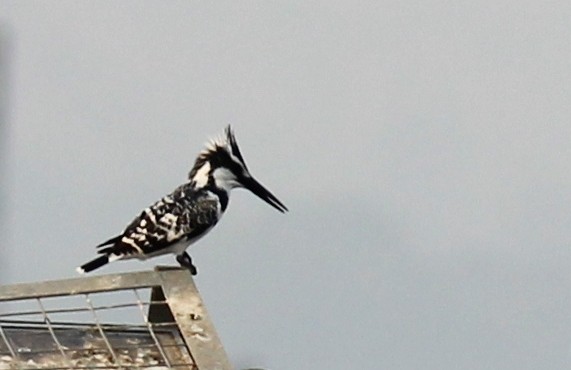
top-left (77, 125), bottom-right (288, 275)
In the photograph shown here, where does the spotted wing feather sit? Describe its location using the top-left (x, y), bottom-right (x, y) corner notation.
top-left (98, 185), bottom-right (219, 258)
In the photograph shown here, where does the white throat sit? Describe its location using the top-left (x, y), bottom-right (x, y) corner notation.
top-left (212, 167), bottom-right (237, 192)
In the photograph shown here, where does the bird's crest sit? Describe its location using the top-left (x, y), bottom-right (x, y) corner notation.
top-left (188, 125), bottom-right (247, 184)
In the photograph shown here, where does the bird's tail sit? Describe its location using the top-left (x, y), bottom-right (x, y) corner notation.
top-left (76, 255), bottom-right (109, 274)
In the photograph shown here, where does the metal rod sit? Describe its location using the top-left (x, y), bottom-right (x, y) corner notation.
top-left (0, 318), bottom-right (178, 331)
top-left (0, 302), bottom-right (147, 317)
top-left (7, 363), bottom-right (192, 370)
top-left (84, 293), bottom-right (123, 369)
top-left (35, 298), bottom-right (73, 368)
top-left (0, 322), bottom-right (18, 359)
top-left (133, 288), bottom-right (172, 368)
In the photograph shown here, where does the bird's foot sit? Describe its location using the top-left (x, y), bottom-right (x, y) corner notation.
top-left (176, 252), bottom-right (198, 276)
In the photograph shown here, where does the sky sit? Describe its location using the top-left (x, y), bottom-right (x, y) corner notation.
top-left (2, 1), bottom-right (571, 369)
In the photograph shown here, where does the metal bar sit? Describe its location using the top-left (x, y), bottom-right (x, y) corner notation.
top-left (84, 293), bottom-right (123, 369)
top-left (133, 288), bottom-right (173, 368)
top-left (156, 267), bottom-right (232, 370)
top-left (0, 322), bottom-right (18, 359)
top-left (0, 302), bottom-right (145, 317)
top-left (0, 270), bottom-right (163, 302)
top-left (5, 364), bottom-right (192, 370)
top-left (0, 319), bottom-right (179, 333)
top-left (0, 340), bottom-right (184, 357)
top-left (36, 298), bottom-right (73, 368)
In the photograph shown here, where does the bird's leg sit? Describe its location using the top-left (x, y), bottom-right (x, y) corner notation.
top-left (176, 251), bottom-right (198, 276)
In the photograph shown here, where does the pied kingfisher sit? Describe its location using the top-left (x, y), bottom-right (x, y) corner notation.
top-left (77, 125), bottom-right (288, 275)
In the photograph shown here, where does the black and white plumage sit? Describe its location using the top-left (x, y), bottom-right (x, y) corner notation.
top-left (77, 126), bottom-right (287, 275)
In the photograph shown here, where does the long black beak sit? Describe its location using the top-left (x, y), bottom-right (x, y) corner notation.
top-left (242, 176), bottom-right (288, 213)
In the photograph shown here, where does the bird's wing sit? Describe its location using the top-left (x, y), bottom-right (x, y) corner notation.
top-left (97, 187), bottom-right (219, 257)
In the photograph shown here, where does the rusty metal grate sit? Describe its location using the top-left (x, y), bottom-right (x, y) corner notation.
top-left (0, 267), bottom-right (231, 370)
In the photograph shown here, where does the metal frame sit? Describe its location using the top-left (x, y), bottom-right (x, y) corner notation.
top-left (0, 267), bottom-right (232, 370)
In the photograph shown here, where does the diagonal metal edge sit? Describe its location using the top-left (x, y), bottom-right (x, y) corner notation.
top-left (155, 267), bottom-right (232, 370)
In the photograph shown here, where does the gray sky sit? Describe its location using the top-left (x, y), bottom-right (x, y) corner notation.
top-left (2, 1), bottom-right (571, 369)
